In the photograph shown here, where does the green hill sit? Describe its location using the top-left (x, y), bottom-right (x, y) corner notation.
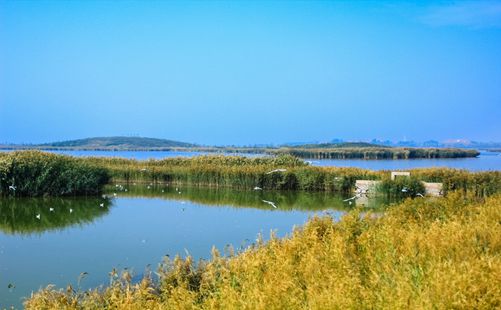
top-left (42, 136), bottom-right (196, 149)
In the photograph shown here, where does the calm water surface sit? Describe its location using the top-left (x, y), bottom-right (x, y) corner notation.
top-left (0, 186), bottom-right (388, 309)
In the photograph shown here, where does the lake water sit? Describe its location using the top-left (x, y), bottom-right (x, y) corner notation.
top-left (0, 185), bottom-right (389, 309)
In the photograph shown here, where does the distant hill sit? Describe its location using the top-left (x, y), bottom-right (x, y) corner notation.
top-left (42, 137), bottom-right (197, 149)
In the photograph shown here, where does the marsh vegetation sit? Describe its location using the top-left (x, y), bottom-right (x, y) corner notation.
top-left (0, 151), bottom-right (109, 197)
top-left (1, 151), bottom-right (500, 198)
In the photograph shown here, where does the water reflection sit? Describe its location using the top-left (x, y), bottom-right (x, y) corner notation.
top-left (0, 186), bottom-right (392, 236)
top-left (108, 184), bottom-right (392, 211)
top-left (0, 197), bottom-right (111, 235)
top-left (0, 186), bottom-right (394, 308)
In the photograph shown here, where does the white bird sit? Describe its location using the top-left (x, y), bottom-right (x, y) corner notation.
top-left (253, 186), bottom-right (263, 191)
top-left (402, 187), bottom-right (408, 193)
top-left (262, 200), bottom-right (277, 209)
top-left (175, 188), bottom-right (178, 192)
top-left (69, 208), bottom-right (73, 213)
top-left (8, 185), bottom-right (16, 191)
top-left (147, 185), bottom-right (151, 189)
top-left (178, 191), bottom-right (181, 194)
top-left (266, 169), bottom-right (287, 174)
top-left (416, 193), bottom-right (425, 197)
top-left (100, 203), bottom-right (104, 207)
top-left (113, 193), bottom-right (117, 197)
top-left (343, 195), bottom-right (358, 202)
top-left (36, 214), bottom-right (41, 220)
top-left (161, 190), bottom-right (164, 193)
top-left (49, 207), bottom-right (54, 212)
top-left (124, 189), bottom-right (128, 192)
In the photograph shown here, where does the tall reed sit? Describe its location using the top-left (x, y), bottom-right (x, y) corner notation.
top-left (0, 151), bottom-right (109, 197)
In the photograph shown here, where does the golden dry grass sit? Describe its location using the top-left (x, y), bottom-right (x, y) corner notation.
top-left (26, 193), bottom-right (501, 309)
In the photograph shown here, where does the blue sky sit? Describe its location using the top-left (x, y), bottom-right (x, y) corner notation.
top-left (1, 1), bottom-right (501, 145)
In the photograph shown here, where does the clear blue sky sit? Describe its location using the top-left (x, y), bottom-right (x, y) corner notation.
top-left (1, 1), bottom-right (500, 145)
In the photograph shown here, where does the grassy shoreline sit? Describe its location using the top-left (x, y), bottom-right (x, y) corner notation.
top-left (25, 193), bottom-right (501, 309)
top-left (1, 151), bottom-right (500, 198)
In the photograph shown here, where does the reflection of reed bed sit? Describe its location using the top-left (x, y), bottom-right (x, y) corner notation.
top-left (0, 197), bottom-right (111, 235)
top-left (107, 184), bottom-right (382, 211)
top-left (26, 193), bottom-right (501, 309)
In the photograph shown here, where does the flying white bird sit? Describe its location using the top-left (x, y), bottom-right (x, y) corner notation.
top-left (36, 214), bottom-right (41, 220)
top-left (262, 200), bottom-right (277, 209)
top-left (69, 208), bottom-right (73, 213)
top-left (343, 195), bottom-right (359, 202)
top-left (8, 185), bottom-right (16, 191)
top-left (253, 186), bottom-right (263, 191)
top-left (266, 169), bottom-right (287, 174)
top-left (49, 208), bottom-right (54, 212)
top-left (100, 203), bottom-right (104, 207)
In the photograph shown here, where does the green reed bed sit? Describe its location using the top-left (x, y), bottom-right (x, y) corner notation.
top-left (0, 151), bottom-right (109, 197)
top-left (88, 155), bottom-right (379, 193)
top-left (273, 147), bottom-right (480, 159)
top-left (93, 155), bottom-right (500, 197)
